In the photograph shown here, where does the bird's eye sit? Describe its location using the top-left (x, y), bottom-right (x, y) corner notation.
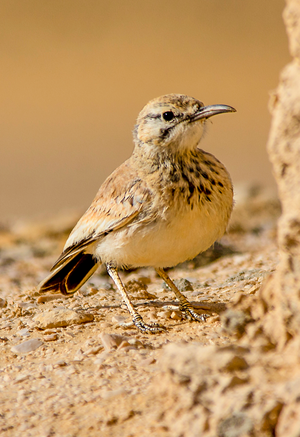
top-left (162, 111), bottom-right (175, 121)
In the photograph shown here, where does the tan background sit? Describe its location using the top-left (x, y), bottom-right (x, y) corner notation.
top-left (0, 0), bottom-right (289, 221)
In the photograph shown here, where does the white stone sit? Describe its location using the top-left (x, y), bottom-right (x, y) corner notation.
top-left (11, 338), bottom-right (43, 354)
top-left (34, 308), bottom-right (94, 329)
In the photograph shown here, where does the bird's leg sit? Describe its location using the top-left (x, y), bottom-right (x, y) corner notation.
top-left (106, 264), bottom-right (165, 333)
top-left (156, 268), bottom-right (207, 322)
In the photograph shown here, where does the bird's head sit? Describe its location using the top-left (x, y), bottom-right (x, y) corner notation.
top-left (133, 94), bottom-right (235, 152)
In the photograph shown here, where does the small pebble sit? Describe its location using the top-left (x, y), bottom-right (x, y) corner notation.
top-left (170, 310), bottom-right (183, 320)
top-left (107, 367), bottom-right (119, 376)
top-left (37, 295), bottom-right (63, 303)
top-left (84, 339), bottom-right (96, 347)
top-left (0, 298), bottom-right (7, 308)
top-left (139, 357), bottom-right (156, 366)
top-left (125, 279), bottom-right (148, 293)
top-left (45, 364), bottom-right (54, 372)
top-left (118, 340), bottom-right (132, 350)
top-left (17, 328), bottom-right (30, 337)
top-left (43, 334), bottom-right (58, 342)
top-left (162, 305), bottom-right (178, 310)
top-left (128, 338), bottom-right (143, 348)
top-left (14, 374), bottom-right (30, 383)
top-left (18, 302), bottom-right (36, 309)
top-left (174, 278), bottom-right (194, 291)
top-left (11, 338), bottom-right (43, 354)
top-left (148, 310), bottom-right (158, 321)
top-left (164, 278), bottom-right (193, 292)
top-left (112, 315), bottom-right (130, 326)
top-left (157, 310), bottom-right (172, 319)
top-left (130, 290), bottom-right (157, 300)
top-left (73, 349), bottom-right (85, 362)
top-left (43, 329), bottom-right (58, 335)
top-left (94, 351), bottom-right (110, 366)
top-left (34, 308), bottom-right (94, 329)
top-left (85, 345), bottom-right (103, 355)
top-left (79, 287), bottom-right (99, 297)
top-left (100, 333), bottom-right (128, 351)
top-left (102, 388), bottom-right (126, 399)
top-left (54, 360), bottom-right (67, 367)
top-left (65, 331), bottom-right (76, 338)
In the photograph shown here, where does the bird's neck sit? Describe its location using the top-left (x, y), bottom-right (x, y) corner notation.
top-left (132, 141), bottom-right (201, 174)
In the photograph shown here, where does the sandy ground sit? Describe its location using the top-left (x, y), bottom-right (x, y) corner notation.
top-left (0, 186), bottom-right (281, 436)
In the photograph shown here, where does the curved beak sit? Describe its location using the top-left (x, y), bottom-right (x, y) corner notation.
top-left (191, 104), bottom-right (236, 122)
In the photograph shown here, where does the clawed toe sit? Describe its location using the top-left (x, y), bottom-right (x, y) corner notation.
top-left (180, 306), bottom-right (208, 322)
top-left (133, 315), bottom-right (166, 333)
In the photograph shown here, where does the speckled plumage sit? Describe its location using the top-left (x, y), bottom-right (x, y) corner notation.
top-left (39, 94), bottom-right (236, 332)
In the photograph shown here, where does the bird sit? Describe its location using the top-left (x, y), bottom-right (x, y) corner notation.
top-left (38, 94), bottom-right (236, 333)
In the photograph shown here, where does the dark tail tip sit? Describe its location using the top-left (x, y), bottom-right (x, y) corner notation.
top-left (39, 252), bottom-right (99, 295)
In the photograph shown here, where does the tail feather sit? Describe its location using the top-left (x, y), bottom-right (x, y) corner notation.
top-left (38, 251), bottom-right (100, 295)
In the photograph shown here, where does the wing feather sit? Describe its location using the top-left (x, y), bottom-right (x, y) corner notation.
top-left (50, 159), bottom-right (153, 271)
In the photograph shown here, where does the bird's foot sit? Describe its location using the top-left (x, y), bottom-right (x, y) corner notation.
top-left (132, 314), bottom-right (166, 333)
top-left (179, 304), bottom-right (208, 322)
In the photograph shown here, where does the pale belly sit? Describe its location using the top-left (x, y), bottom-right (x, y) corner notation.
top-left (94, 199), bottom-right (231, 268)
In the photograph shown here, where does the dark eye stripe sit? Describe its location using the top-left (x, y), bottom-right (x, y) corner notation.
top-left (145, 113), bottom-right (161, 120)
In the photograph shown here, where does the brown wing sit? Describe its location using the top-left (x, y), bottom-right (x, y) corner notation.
top-left (51, 159), bottom-right (152, 271)
top-left (39, 158), bottom-right (153, 295)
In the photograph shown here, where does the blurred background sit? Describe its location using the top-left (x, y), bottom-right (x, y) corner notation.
top-left (0, 0), bottom-right (289, 221)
